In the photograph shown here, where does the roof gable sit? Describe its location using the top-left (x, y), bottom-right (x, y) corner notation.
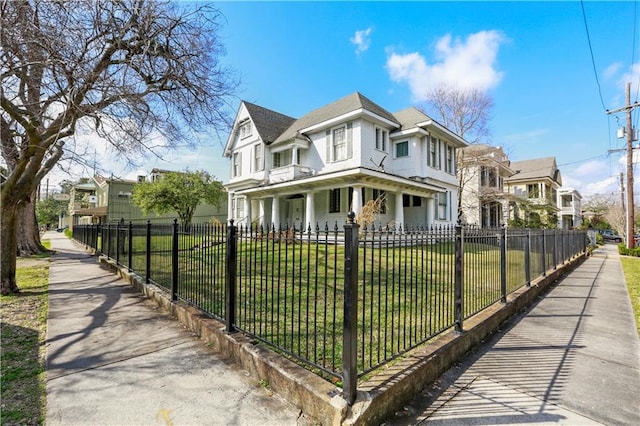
top-left (243, 101), bottom-right (296, 144)
top-left (506, 157), bottom-right (562, 185)
top-left (273, 92), bottom-right (400, 144)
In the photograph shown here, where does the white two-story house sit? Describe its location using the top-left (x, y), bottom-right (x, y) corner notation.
top-left (223, 92), bottom-right (468, 230)
top-left (459, 144), bottom-right (515, 227)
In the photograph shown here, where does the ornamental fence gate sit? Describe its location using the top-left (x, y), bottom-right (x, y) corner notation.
top-left (73, 215), bottom-right (587, 404)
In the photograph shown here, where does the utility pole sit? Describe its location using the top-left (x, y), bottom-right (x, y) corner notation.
top-left (607, 82), bottom-right (639, 248)
top-left (620, 172), bottom-right (625, 214)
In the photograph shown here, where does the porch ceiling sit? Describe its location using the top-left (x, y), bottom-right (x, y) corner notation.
top-left (234, 167), bottom-right (447, 198)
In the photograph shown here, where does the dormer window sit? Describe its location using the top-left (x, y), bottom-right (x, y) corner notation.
top-left (239, 121), bottom-right (252, 139)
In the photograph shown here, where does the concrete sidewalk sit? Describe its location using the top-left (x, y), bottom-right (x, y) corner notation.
top-left (385, 243), bottom-right (640, 425)
top-left (44, 231), bottom-right (302, 426)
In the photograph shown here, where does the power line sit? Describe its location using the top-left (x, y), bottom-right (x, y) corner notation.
top-left (580, 0), bottom-right (608, 111)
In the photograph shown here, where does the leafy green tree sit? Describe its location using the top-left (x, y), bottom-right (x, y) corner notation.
top-left (36, 198), bottom-right (67, 229)
top-left (132, 171), bottom-right (224, 227)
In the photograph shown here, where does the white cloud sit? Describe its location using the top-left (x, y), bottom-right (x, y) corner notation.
top-left (386, 30), bottom-right (505, 101)
top-left (350, 27), bottom-right (373, 55)
top-left (603, 62), bottom-right (622, 80)
top-left (619, 62), bottom-right (640, 94)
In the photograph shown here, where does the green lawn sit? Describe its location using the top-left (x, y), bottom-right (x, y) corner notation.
top-left (1, 241), bottom-right (50, 426)
top-left (620, 255), bottom-right (640, 336)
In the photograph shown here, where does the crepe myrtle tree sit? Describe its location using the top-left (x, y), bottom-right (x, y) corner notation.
top-left (0, 0), bottom-right (238, 294)
top-left (132, 170), bottom-right (225, 228)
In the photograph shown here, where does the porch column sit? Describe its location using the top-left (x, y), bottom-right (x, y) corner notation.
top-left (292, 147), bottom-right (298, 165)
top-left (305, 191), bottom-right (315, 231)
top-left (501, 200), bottom-right (509, 227)
top-left (258, 199), bottom-right (266, 228)
top-left (271, 195), bottom-right (280, 229)
top-left (228, 191), bottom-right (234, 223)
top-left (426, 196), bottom-right (435, 226)
top-left (394, 192), bottom-right (404, 230)
top-left (245, 196), bottom-right (252, 227)
top-left (351, 185), bottom-right (362, 216)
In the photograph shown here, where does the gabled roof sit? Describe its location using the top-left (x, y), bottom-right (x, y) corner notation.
top-left (243, 101), bottom-right (296, 144)
top-left (506, 157), bottom-right (562, 185)
top-left (392, 107), bottom-right (431, 129)
top-left (273, 92), bottom-right (400, 144)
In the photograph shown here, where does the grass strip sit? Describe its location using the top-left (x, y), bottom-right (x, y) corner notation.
top-left (1, 241), bottom-right (50, 426)
top-left (620, 255), bottom-right (640, 336)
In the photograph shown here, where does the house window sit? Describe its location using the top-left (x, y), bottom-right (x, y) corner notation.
top-left (429, 137), bottom-right (439, 168)
top-left (233, 197), bottom-right (245, 219)
top-left (232, 152), bottom-right (242, 177)
top-left (333, 127), bottom-right (347, 161)
top-left (403, 194), bottom-right (410, 207)
top-left (375, 127), bottom-right (388, 152)
top-left (273, 152), bottom-right (281, 168)
top-left (396, 141), bottom-right (409, 158)
top-left (445, 146), bottom-right (455, 174)
top-left (329, 188), bottom-right (341, 213)
top-left (254, 144), bottom-right (263, 172)
top-left (437, 192), bottom-right (448, 220)
top-left (239, 121), bottom-right (252, 139)
top-left (412, 196), bottom-right (421, 207)
top-left (481, 166), bottom-right (498, 187)
top-left (372, 189), bottom-right (387, 214)
top-left (527, 184), bottom-right (540, 198)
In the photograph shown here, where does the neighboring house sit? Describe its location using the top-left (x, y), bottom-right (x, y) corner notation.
top-left (459, 144), bottom-right (515, 227)
top-left (223, 92), bottom-right (468, 229)
top-left (68, 173), bottom-right (227, 229)
top-left (557, 187), bottom-right (582, 229)
top-left (504, 157), bottom-right (562, 227)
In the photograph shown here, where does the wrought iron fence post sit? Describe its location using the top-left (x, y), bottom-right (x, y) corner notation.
top-left (225, 220), bottom-right (238, 333)
top-left (116, 220), bottom-right (122, 265)
top-left (541, 230), bottom-right (547, 277)
top-left (98, 224), bottom-right (103, 255)
top-left (106, 223), bottom-right (112, 260)
top-left (454, 223), bottom-right (464, 333)
top-left (343, 211), bottom-right (359, 405)
top-left (552, 229), bottom-right (558, 270)
top-left (171, 219), bottom-right (179, 301)
top-left (525, 229), bottom-right (531, 287)
top-left (145, 220), bottom-right (151, 284)
top-left (128, 221), bottom-right (133, 272)
top-left (500, 225), bottom-right (507, 303)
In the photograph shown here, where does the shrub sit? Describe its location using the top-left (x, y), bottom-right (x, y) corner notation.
top-left (618, 243), bottom-right (640, 257)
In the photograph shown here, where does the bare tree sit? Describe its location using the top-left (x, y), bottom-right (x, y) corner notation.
top-left (418, 85), bottom-right (494, 223)
top-left (1, 0), bottom-right (238, 294)
top-left (420, 85), bottom-right (493, 144)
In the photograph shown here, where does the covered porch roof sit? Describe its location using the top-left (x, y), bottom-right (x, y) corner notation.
top-left (231, 167), bottom-right (447, 199)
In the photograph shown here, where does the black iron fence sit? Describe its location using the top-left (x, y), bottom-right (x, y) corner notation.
top-left (73, 216), bottom-right (587, 404)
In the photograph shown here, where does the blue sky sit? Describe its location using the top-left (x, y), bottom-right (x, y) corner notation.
top-left (51, 1), bottom-right (640, 200)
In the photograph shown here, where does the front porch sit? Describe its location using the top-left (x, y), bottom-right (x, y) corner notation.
top-left (227, 168), bottom-right (455, 230)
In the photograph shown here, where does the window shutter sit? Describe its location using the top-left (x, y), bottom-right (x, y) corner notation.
top-left (326, 130), bottom-right (331, 163)
top-left (238, 152), bottom-right (242, 176)
top-left (346, 122), bottom-right (353, 159)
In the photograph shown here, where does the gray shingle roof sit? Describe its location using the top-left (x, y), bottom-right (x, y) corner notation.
top-left (392, 107), bottom-right (431, 129)
top-left (506, 157), bottom-right (562, 185)
top-left (273, 92), bottom-right (400, 144)
top-left (243, 101), bottom-right (296, 144)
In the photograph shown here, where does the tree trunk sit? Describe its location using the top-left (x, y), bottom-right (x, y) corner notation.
top-left (1, 203), bottom-right (20, 295)
top-left (17, 191), bottom-right (46, 256)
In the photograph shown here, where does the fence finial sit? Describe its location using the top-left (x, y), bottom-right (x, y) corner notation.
top-left (347, 211), bottom-right (355, 223)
